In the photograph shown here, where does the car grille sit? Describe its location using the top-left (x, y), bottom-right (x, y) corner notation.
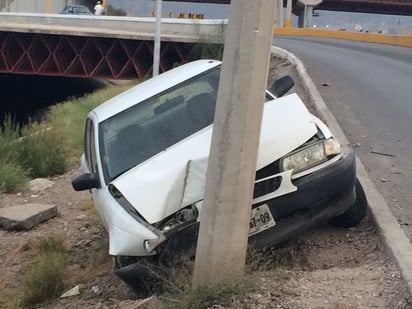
top-left (253, 176), bottom-right (282, 199)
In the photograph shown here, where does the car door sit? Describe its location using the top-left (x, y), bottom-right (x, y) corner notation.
top-left (83, 117), bottom-right (112, 230)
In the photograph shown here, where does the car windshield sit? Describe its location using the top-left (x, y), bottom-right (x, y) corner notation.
top-left (61, 5), bottom-right (91, 14)
top-left (99, 67), bottom-right (221, 182)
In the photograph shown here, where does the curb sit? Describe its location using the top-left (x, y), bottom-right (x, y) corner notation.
top-left (271, 45), bottom-right (412, 296)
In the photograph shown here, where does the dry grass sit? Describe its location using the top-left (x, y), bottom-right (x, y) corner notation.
top-left (15, 234), bottom-right (69, 307)
top-left (158, 249), bottom-right (293, 309)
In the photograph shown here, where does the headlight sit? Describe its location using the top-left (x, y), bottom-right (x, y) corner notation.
top-left (281, 138), bottom-right (340, 174)
top-left (157, 205), bottom-right (199, 235)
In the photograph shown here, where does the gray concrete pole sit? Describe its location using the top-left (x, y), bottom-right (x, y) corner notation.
top-left (192, 0), bottom-right (277, 287)
top-left (153, 0), bottom-right (162, 76)
top-left (277, 0), bottom-right (283, 28)
top-left (306, 5), bottom-right (314, 28)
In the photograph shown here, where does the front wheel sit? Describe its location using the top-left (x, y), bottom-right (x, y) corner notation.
top-left (331, 178), bottom-right (368, 228)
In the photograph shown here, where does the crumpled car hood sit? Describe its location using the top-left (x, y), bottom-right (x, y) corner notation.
top-left (111, 93), bottom-right (317, 224)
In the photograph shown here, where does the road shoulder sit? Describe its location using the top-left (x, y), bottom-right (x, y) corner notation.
top-left (271, 45), bottom-right (412, 296)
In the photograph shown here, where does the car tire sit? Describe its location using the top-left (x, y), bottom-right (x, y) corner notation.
top-left (330, 178), bottom-right (368, 228)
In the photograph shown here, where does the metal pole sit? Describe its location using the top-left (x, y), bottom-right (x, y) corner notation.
top-left (304, 5), bottom-right (307, 28)
top-left (153, 0), bottom-right (162, 76)
top-left (285, 0), bottom-right (292, 28)
top-left (192, 0), bottom-right (277, 287)
top-left (46, 0), bottom-right (51, 13)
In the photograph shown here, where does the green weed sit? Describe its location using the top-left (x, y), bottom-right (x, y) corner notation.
top-left (21, 252), bottom-right (67, 306)
top-left (0, 115), bottom-right (22, 163)
top-left (0, 160), bottom-right (29, 193)
top-left (20, 234), bottom-right (68, 306)
top-left (18, 123), bottom-right (68, 177)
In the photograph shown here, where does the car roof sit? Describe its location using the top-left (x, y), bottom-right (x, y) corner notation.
top-left (91, 59), bottom-right (221, 122)
top-left (65, 5), bottom-right (88, 8)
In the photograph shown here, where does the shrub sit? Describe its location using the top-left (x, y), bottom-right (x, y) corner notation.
top-left (0, 115), bottom-right (22, 163)
top-left (21, 234), bottom-right (68, 306)
top-left (158, 248), bottom-right (294, 308)
top-left (34, 233), bottom-right (67, 255)
top-left (0, 160), bottom-right (28, 193)
top-left (21, 252), bottom-right (67, 306)
top-left (18, 123), bottom-right (68, 178)
top-left (159, 256), bottom-right (257, 309)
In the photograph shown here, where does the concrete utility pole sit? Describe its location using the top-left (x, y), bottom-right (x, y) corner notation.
top-left (153, 0), bottom-right (162, 76)
top-left (192, 0), bottom-right (277, 287)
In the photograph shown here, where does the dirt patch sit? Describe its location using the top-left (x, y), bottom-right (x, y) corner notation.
top-left (0, 58), bottom-right (411, 308)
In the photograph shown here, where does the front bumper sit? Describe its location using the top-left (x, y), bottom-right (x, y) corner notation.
top-left (250, 148), bottom-right (356, 249)
top-left (115, 149), bottom-right (357, 292)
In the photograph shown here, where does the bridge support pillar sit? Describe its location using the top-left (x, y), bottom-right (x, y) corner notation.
top-left (298, 5), bottom-right (314, 28)
top-left (274, 0), bottom-right (283, 28)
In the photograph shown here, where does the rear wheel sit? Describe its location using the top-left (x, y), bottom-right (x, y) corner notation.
top-left (331, 178), bottom-right (368, 228)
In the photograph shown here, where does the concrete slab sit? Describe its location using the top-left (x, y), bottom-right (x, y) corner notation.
top-left (0, 203), bottom-right (57, 230)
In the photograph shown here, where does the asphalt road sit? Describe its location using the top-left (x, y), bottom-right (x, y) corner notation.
top-left (273, 36), bottom-right (412, 240)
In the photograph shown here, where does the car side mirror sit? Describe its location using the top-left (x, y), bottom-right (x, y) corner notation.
top-left (269, 75), bottom-right (294, 98)
top-left (72, 173), bottom-right (100, 191)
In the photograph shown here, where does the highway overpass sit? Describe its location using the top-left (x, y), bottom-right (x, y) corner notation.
top-left (0, 13), bottom-right (226, 79)
top-left (0, 13), bottom-right (411, 80)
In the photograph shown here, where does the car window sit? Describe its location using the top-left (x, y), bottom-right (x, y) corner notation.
top-left (99, 67), bottom-right (220, 182)
top-left (85, 118), bottom-right (98, 174)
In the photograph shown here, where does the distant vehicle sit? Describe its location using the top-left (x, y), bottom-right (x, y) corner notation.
top-left (59, 5), bottom-right (93, 15)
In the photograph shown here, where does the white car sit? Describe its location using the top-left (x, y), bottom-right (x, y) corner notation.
top-left (59, 5), bottom-right (93, 15)
top-left (72, 59), bottom-right (367, 294)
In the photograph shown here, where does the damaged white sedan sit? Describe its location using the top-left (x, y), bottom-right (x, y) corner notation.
top-left (72, 59), bottom-right (367, 294)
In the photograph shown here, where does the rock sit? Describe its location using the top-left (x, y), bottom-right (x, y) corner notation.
top-left (60, 285), bottom-right (82, 298)
top-left (281, 287), bottom-right (300, 296)
top-left (0, 203), bottom-right (57, 230)
top-left (29, 178), bottom-right (54, 193)
top-left (92, 285), bottom-right (101, 294)
top-left (335, 301), bottom-right (352, 309)
top-left (116, 296), bottom-right (164, 309)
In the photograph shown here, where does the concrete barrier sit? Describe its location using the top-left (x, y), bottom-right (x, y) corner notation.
top-left (0, 13), bottom-right (227, 43)
top-left (2, 13), bottom-right (410, 47)
top-left (274, 27), bottom-right (412, 47)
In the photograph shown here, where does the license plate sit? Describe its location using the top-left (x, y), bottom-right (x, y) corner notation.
top-left (249, 204), bottom-right (276, 236)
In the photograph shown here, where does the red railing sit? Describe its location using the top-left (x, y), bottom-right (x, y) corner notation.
top-left (0, 31), bottom-right (201, 79)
